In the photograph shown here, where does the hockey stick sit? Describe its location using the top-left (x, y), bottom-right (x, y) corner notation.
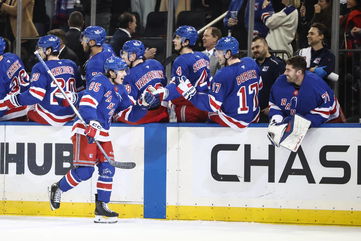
top-left (34, 51), bottom-right (136, 169)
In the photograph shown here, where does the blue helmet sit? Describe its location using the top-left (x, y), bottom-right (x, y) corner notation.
top-left (82, 26), bottom-right (106, 46)
top-left (215, 36), bottom-right (239, 55)
top-left (122, 40), bottom-right (145, 59)
top-left (104, 56), bottom-right (128, 73)
top-left (37, 35), bottom-right (61, 54)
top-left (174, 25), bottom-right (198, 46)
top-left (0, 37), bottom-right (6, 55)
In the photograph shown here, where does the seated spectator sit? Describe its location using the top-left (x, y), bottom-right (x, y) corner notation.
top-left (260, 0), bottom-right (300, 58)
top-left (201, 26), bottom-right (222, 76)
top-left (48, 28), bottom-right (80, 66)
top-left (65, 11), bottom-right (86, 66)
top-left (296, 23), bottom-right (336, 86)
top-left (251, 36), bottom-right (285, 123)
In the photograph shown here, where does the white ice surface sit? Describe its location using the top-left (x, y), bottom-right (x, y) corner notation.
top-left (0, 216), bottom-right (361, 241)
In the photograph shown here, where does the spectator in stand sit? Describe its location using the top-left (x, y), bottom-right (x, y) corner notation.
top-left (131, 0), bottom-right (156, 29)
top-left (65, 11), bottom-right (86, 66)
top-left (110, 12), bottom-right (156, 59)
top-left (202, 26), bottom-right (222, 76)
top-left (299, 0), bottom-right (332, 48)
top-left (260, 0), bottom-right (300, 59)
top-left (245, 0), bottom-right (273, 38)
top-left (296, 23), bottom-right (335, 86)
top-left (32, 0), bottom-right (50, 36)
top-left (340, 0), bottom-right (361, 50)
top-left (110, 12), bottom-right (136, 57)
top-left (48, 28), bottom-right (80, 67)
top-left (0, 0), bottom-right (39, 63)
top-left (82, 0), bottom-right (112, 33)
top-left (223, 0), bottom-right (248, 49)
top-left (251, 36), bottom-right (285, 123)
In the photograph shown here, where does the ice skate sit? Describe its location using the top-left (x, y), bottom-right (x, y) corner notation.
top-left (94, 194), bottom-right (119, 223)
top-left (49, 182), bottom-right (62, 210)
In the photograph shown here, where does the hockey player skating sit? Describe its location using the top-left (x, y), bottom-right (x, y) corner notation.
top-left (175, 36), bottom-right (263, 130)
top-left (267, 56), bottom-right (345, 152)
top-left (81, 26), bottom-right (114, 86)
top-left (114, 40), bottom-right (168, 124)
top-left (0, 37), bottom-right (30, 121)
top-left (0, 35), bottom-right (81, 126)
top-left (49, 56), bottom-right (134, 223)
top-left (155, 25), bottom-right (211, 122)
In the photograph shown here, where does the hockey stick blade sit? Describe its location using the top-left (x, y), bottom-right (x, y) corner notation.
top-left (108, 160), bottom-right (136, 169)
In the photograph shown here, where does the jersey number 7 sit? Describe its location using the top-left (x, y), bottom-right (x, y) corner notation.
top-left (237, 82), bottom-right (259, 114)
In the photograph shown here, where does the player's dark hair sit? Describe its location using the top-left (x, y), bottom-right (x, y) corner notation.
top-left (311, 22), bottom-right (328, 39)
top-left (208, 27), bottom-right (222, 40)
top-left (68, 11), bottom-right (84, 29)
top-left (118, 12), bottom-right (135, 29)
top-left (252, 36), bottom-right (268, 45)
top-left (286, 56), bottom-right (307, 73)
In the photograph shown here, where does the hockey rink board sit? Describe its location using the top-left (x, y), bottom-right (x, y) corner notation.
top-left (0, 122), bottom-right (361, 225)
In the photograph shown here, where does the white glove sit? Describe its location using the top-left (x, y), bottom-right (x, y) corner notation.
top-left (176, 76), bottom-right (196, 100)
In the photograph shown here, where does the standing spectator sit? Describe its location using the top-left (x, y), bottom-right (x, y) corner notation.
top-left (0, 0), bottom-right (39, 62)
top-left (340, 0), bottom-right (361, 50)
top-left (0, 35), bottom-right (81, 126)
top-left (245, 0), bottom-right (273, 38)
top-left (0, 37), bottom-right (30, 121)
top-left (175, 36), bottom-right (262, 130)
top-left (223, 0), bottom-right (248, 49)
top-left (260, 0), bottom-right (300, 58)
top-left (251, 36), bottom-right (284, 122)
top-left (131, 0), bottom-right (156, 29)
top-left (268, 56), bottom-right (345, 129)
top-left (32, 0), bottom-right (50, 36)
top-left (110, 12), bottom-right (136, 57)
top-left (296, 23), bottom-right (335, 86)
top-left (48, 28), bottom-right (80, 66)
top-left (65, 11), bottom-right (86, 66)
top-left (202, 26), bottom-right (222, 76)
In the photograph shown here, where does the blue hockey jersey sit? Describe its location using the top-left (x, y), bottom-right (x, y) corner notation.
top-left (190, 57), bottom-right (263, 129)
top-left (269, 71), bottom-right (341, 127)
top-left (0, 53), bottom-right (30, 120)
top-left (72, 74), bottom-right (134, 141)
top-left (165, 51), bottom-right (211, 101)
top-left (17, 59), bottom-right (80, 126)
top-left (84, 47), bottom-right (114, 86)
top-left (115, 59), bottom-right (167, 122)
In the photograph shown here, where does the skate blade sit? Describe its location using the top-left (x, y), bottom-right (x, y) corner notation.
top-left (94, 215), bottom-right (118, 224)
